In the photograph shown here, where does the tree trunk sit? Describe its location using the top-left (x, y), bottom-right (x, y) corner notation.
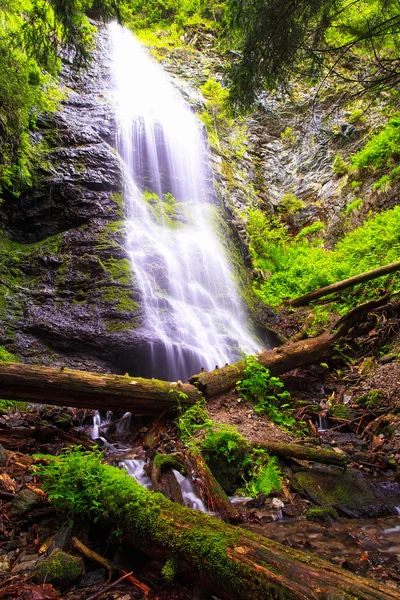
top-left (287, 260), bottom-right (400, 307)
top-left (256, 442), bottom-right (349, 467)
top-left (63, 461), bottom-right (398, 600)
top-left (0, 363), bottom-right (198, 414)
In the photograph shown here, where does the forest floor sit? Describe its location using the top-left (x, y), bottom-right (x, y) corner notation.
top-left (1, 314), bottom-right (400, 599)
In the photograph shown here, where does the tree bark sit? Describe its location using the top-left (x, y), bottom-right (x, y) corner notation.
top-left (61, 461), bottom-right (398, 600)
top-left (184, 451), bottom-right (241, 522)
top-left (0, 363), bottom-right (198, 414)
top-left (287, 260), bottom-right (400, 307)
top-left (256, 442), bottom-right (349, 467)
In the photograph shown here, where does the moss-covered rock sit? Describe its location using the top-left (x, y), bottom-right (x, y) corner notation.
top-left (306, 507), bottom-right (340, 523)
top-left (33, 550), bottom-right (84, 587)
top-left (291, 469), bottom-right (400, 518)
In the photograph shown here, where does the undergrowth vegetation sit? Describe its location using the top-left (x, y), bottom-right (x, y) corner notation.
top-left (236, 355), bottom-right (298, 432)
top-left (247, 206), bottom-right (400, 310)
top-left (176, 399), bottom-right (282, 497)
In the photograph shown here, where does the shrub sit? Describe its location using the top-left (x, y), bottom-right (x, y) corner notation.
top-left (278, 193), bottom-right (304, 215)
top-left (351, 115), bottom-right (400, 170)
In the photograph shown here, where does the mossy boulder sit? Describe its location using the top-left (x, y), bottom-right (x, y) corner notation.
top-left (33, 549), bottom-right (84, 588)
top-left (291, 469), bottom-right (400, 518)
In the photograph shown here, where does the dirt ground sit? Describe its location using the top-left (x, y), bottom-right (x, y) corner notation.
top-left (208, 389), bottom-right (297, 445)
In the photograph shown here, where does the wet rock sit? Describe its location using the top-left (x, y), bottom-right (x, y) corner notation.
top-left (12, 553), bottom-right (43, 574)
top-left (33, 549), bottom-right (84, 587)
top-left (7, 488), bottom-right (43, 519)
top-left (0, 443), bottom-right (7, 466)
top-left (291, 469), bottom-right (400, 518)
top-left (50, 527), bottom-right (73, 553)
top-left (77, 568), bottom-right (107, 588)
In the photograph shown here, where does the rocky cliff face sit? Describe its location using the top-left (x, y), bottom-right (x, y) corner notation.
top-left (0, 28), bottom-right (147, 374)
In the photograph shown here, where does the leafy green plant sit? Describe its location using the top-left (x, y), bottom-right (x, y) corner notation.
top-left (351, 115), bottom-right (400, 170)
top-left (344, 198), bottom-right (363, 214)
top-left (296, 221), bottom-right (325, 241)
top-left (33, 446), bottom-right (104, 521)
top-left (236, 356), bottom-right (296, 431)
top-left (236, 455), bottom-right (281, 497)
top-left (0, 399), bottom-right (28, 411)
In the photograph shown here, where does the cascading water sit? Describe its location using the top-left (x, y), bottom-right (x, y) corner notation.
top-left (110, 23), bottom-right (261, 381)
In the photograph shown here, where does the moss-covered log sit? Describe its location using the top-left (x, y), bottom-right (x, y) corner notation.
top-left (288, 260), bottom-right (400, 307)
top-left (0, 363), bottom-right (199, 414)
top-left (190, 333), bottom-right (333, 398)
top-left (256, 442), bottom-right (349, 467)
top-left (190, 297), bottom-right (388, 398)
top-left (184, 451), bottom-right (241, 522)
top-left (40, 459), bottom-right (397, 600)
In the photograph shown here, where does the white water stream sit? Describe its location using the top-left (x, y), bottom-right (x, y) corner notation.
top-left (110, 23), bottom-right (260, 381)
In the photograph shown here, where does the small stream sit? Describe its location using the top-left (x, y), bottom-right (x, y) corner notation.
top-left (90, 410), bottom-right (400, 580)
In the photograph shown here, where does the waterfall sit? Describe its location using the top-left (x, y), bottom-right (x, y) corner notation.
top-left (110, 23), bottom-right (260, 381)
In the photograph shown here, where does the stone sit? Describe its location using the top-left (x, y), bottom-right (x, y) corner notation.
top-left (271, 498), bottom-right (284, 510)
top-left (7, 488), bottom-right (42, 518)
top-left (0, 555), bottom-right (10, 575)
top-left (33, 549), bottom-right (84, 587)
top-left (0, 443), bottom-right (7, 467)
top-left (50, 527), bottom-right (73, 553)
top-left (291, 469), bottom-right (400, 518)
top-left (77, 568), bottom-right (107, 588)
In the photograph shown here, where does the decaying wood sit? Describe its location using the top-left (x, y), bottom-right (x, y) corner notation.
top-left (190, 297), bottom-right (388, 398)
top-left (184, 451), bottom-right (241, 522)
top-left (71, 461), bottom-right (398, 600)
top-left (72, 537), bottom-right (150, 596)
top-left (0, 363), bottom-right (199, 414)
top-left (150, 455), bottom-right (185, 505)
top-left (287, 260), bottom-right (400, 307)
top-left (256, 442), bottom-right (349, 467)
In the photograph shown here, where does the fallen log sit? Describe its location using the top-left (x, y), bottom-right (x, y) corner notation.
top-left (0, 363), bottom-right (199, 414)
top-left (190, 297), bottom-right (387, 398)
top-left (184, 451), bottom-right (241, 522)
top-left (256, 442), bottom-right (349, 467)
top-left (38, 456), bottom-right (398, 600)
top-left (287, 260), bottom-right (400, 307)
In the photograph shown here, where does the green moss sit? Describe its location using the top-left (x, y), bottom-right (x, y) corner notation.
top-left (332, 154), bottom-right (349, 176)
top-left (161, 557), bottom-right (178, 582)
top-left (153, 453), bottom-right (183, 473)
top-left (34, 550), bottom-right (83, 587)
top-left (103, 286), bottom-right (138, 313)
top-left (329, 405), bottom-right (350, 420)
top-left (306, 507), bottom-right (339, 522)
top-left (102, 257), bottom-right (133, 285)
top-left (344, 198), bottom-right (363, 214)
top-left (356, 389), bottom-right (385, 409)
top-left (111, 192), bottom-right (124, 217)
top-left (0, 346), bottom-right (18, 363)
top-left (104, 320), bottom-right (137, 333)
